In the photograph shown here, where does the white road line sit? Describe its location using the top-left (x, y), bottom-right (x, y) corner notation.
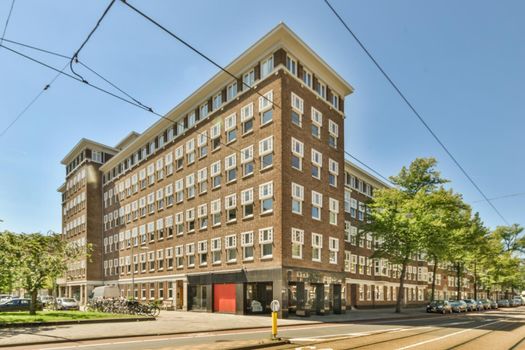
top-left (395, 320), bottom-right (503, 350)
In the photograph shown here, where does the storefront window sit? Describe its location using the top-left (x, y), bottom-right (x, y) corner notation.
top-left (245, 282), bottom-right (272, 314)
top-left (189, 285), bottom-right (207, 311)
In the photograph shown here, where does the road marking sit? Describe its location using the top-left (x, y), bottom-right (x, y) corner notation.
top-left (290, 327), bottom-right (422, 342)
top-left (395, 320), bottom-right (503, 350)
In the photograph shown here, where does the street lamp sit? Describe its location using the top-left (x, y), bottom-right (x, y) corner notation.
top-left (131, 244), bottom-right (149, 300)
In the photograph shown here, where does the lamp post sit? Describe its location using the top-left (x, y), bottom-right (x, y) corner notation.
top-left (130, 244), bottom-right (149, 300)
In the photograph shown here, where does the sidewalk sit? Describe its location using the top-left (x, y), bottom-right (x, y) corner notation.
top-left (0, 307), bottom-right (429, 347)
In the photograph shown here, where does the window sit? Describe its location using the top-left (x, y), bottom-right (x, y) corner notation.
top-left (200, 103), bottom-right (208, 119)
top-left (350, 198), bottom-right (357, 218)
top-left (259, 227), bottom-right (273, 258)
top-left (197, 203), bottom-right (208, 230)
top-left (198, 240), bottom-right (208, 266)
top-left (197, 167), bottom-right (207, 194)
top-left (242, 69), bottom-right (255, 89)
top-left (165, 184), bottom-right (174, 207)
top-left (224, 154), bottom-right (237, 183)
top-left (311, 191), bottom-right (322, 220)
top-left (344, 189), bottom-right (351, 213)
top-left (344, 221), bottom-right (351, 242)
top-left (240, 102), bottom-right (254, 135)
top-left (332, 94), bottom-right (339, 109)
top-left (241, 187), bottom-right (254, 219)
top-left (147, 193), bottom-right (155, 214)
top-left (259, 181), bottom-right (273, 214)
top-left (211, 199), bottom-right (221, 226)
top-left (211, 238), bottom-right (221, 264)
top-left (312, 233), bottom-right (322, 262)
top-left (291, 137), bottom-right (304, 171)
top-left (175, 245), bottom-right (183, 268)
top-left (225, 194), bottom-right (237, 223)
top-left (311, 107), bottom-right (322, 139)
top-left (212, 93), bottom-right (222, 110)
top-left (210, 122), bottom-right (221, 151)
top-left (328, 159), bottom-right (339, 187)
top-left (260, 56), bottom-right (273, 78)
top-left (227, 81), bottom-right (237, 101)
top-left (197, 131), bottom-right (208, 159)
top-left (157, 249), bottom-right (164, 270)
top-left (188, 112), bottom-right (196, 128)
top-left (241, 231), bottom-right (254, 261)
top-left (186, 173), bottom-right (195, 199)
top-left (92, 150), bottom-right (102, 163)
top-left (186, 139), bottom-right (195, 165)
top-left (175, 146), bottom-right (184, 170)
top-left (164, 153), bottom-right (173, 177)
top-left (186, 243), bottom-right (195, 267)
top-left (175, 212), bottom-right (184, 235)
top-left (259, 90), bottom-right (273, 125)
top-left (291, 182), bottom-right (304, 215)
top-left (146, 222), bottom-right (154, 242)
top-left (139, 197), bottom-right (146, 217)
top-left (186, 208), bottom-right (195, 233)
top-left (225, 234), bottom-right (237, 262)
top-left (156, 158), bottom-right (164, 181)
top-left (344, 251), bottom-right (351, 272)
top-left (175, 179), bottom-right (184, 203)
top-left (148, 251), bottom-right (155, 271)
top-left (358, 256), bottom-right (365, 274)
top-left (311, 149), bottom-right (322, 179)
top-left (147, 163), bottom-right (155, 186)
top-left (328, 120), bottom-right (338, 149)
top-left (241, 145), bottom-right (254, 177)
top-left (156, 218), bottom-right (164, 240)
top-left (286, 55), bottom-right (297, 75)
top-left (291, 92), bottom-right (303, 127)
top-left (259, 136), bottom-right (273, 170)
top-left (329, 198), bottom-right (339, 226)
top-left (302, 68), bottom-right (312, 88)
top-left (225, 113), bottom-right (237, 144)
top-left (316, 80), bottom-right (326, 99)
top-left (165, 215), bottom-right (173, 238)
top-left (358, 202), bottom-right (365, 221)
top-left (329, 237), bottom-right (339, 264)
top-left (291, 228), bottom-right (304, 259)
top-left (211, 161), bottom-right (221, 189)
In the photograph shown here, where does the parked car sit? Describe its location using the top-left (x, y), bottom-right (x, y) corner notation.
top-left (498, 299), bottom-right (510, 307)
top-left (508, 299), bottom-right (519, 307)
top-left (0, 298), bottom-right (42, 312)
top-left (89, 286), bottom-right (120, 300)
top-left (56, 298), bottom-right (79, 311)
top-left (489, 300), bottom-right (498, 309)
top-left (426, 300), bottom-right (452, 314)
top-left (38, 296), bottom-right (55, 308)
top-left (461, 299), bottom-right (477, 311)
top-left (450, 300), bottom-right (468, 313)
top-left (478, 299), bottom-right (492, 310)
top-left (474, 300), bottom-right (485, 311)
top-left (512, 296), bottom-right (523, 306)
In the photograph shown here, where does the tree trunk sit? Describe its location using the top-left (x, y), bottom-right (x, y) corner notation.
top-left (395, 259), bottom-right (408, 313)
top-left (29, 289), bottom-right (38, 315)
top-left (430, 255), bottom-right (438, 302)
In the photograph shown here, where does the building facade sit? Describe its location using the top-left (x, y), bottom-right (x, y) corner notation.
top-left (58, 23), bottom-right (475, 316)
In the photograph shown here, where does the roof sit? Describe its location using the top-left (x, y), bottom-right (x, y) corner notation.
top-left (114, 131), bottom-right (141, 150)
top-left (100, 22), bottom-right (354, 172)
top-left (61, 138), bottom-right (119, 165)
top-left (344, 159), bottom-right (391, 188)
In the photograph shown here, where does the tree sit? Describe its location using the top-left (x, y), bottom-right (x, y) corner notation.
top-left (493, 224), bottom-right (525, 254)
top-left (365, 158), bottom-right (448, 313)
top-left (0, 231), bottom-right (22, 293)
top-left (0, 231), bottom-right (88, 315)
top-left (419, 189), bottom-right (470, 301)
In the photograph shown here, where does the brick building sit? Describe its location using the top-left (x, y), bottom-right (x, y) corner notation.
top-left (58, 23), bottom-right (475, 316)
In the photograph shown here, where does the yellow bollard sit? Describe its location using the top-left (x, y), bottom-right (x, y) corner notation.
top-left (271, 311), bottom-right (278, 339)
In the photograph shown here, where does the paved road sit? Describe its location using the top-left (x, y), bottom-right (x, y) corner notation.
top-left (4, 308), bottom-right (525, 350)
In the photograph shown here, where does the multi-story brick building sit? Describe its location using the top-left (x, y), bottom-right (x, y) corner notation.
top-left (58, 23), bottom-right (475, 316)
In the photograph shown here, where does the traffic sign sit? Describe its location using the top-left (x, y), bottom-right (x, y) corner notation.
top-left (270, 299), bottom-right (280, 312)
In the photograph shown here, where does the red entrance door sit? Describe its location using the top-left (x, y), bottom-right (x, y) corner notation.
top-left (213, 284), bottom-right (236, 313)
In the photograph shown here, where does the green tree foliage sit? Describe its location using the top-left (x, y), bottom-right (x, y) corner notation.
top-left (0, 231), bottom-right (89, 315)
top-left (365, 158), bottom-right (449, 313)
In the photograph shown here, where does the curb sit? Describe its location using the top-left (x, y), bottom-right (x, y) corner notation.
top-left (226, 339), bottom-right (290, 350)
top-left (0, 316), bottom-right (155, 328)
top-left (0, 312), bottom-right (452, 348)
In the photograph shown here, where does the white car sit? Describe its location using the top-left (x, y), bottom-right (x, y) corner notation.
top-left (512, 296), bottom-right (523, 306)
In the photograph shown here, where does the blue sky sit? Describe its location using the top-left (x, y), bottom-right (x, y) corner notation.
top-left (0, 0), bottom-right (523, 233)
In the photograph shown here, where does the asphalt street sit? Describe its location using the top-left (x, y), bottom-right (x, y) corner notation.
top-left (4, 307), bottom-right (525, 350)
